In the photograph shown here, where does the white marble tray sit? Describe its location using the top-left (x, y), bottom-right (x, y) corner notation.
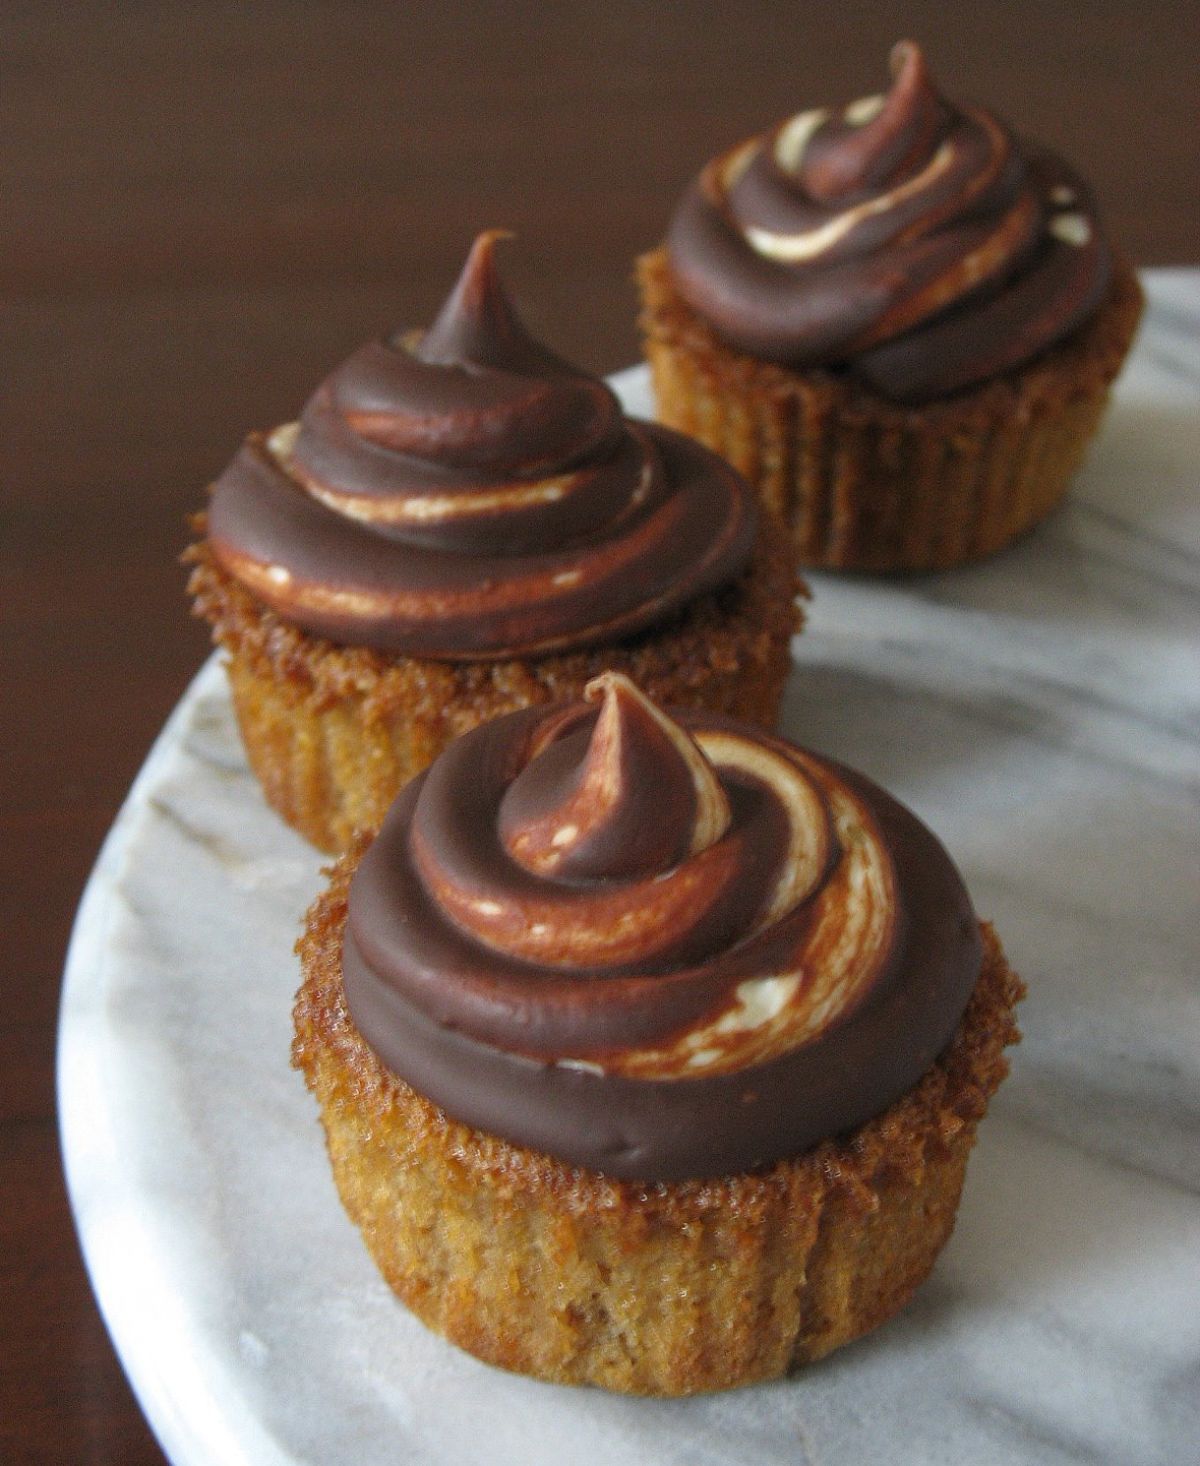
top-left (59, 273), bottom-right (1200, 1466)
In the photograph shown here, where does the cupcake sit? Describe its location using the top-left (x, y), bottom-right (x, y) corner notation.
top-left (189, 233), bottom-right (800, 852)
top-left (638, 41), bottom-right (1144, 571)
top-left (293, 673), bottom-right (1024, 1395)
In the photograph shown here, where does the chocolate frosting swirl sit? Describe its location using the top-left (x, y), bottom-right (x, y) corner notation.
top-left (666, 42), bottom-right (1113, 401)
top-left (208, 233), bottom-right (755, 658)
top-left (343, 674), bottom-right (982, 1180)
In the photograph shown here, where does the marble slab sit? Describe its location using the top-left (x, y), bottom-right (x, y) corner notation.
top-left (59, 271), bottom-right (1200, 1466)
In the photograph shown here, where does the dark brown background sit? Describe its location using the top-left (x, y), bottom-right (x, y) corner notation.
top-left (2, 3), bottom-right (1195, 1460)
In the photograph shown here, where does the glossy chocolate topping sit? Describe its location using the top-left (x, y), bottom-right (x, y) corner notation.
top-left (343, 675), bottom-right (983, 1180)
top-left (666, 42), bottom-right (1113, 401)
top-left (208, 233), bottom-right (755, 657)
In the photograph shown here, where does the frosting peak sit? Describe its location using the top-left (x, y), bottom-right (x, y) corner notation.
top-left (667, 42), bottom-right (1113, 401)
top-left (801, 42), bottom-right (947, 203)
top-left (414, 229), bottom-right (571, 377)
top-left (499, 673), bottom-right (730, 881)
top-left (343, 690), bottom-right (984, 1180)
top-left (208, 234), bottom-right (755, 659)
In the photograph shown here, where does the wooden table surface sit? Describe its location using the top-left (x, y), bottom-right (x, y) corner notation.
top-left (2, 3), bottom-right (1194, 1459)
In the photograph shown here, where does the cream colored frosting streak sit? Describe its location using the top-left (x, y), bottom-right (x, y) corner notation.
top-left (342, 676), bottom-right (983, 1178)
top-left (347, 677), bottom-right (984, 1178)
top-left (208, 233), bottom-right (755, 657)
top-left (666, 42), bottom-right (1113, 400)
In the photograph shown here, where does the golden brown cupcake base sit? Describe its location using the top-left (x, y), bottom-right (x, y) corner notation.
top-left (638, 251), bottom-right (1144, 572)
top-left (187, 526), bottom-right (801, 853)
top-left (293, 854), bottom-right (1024, 1396)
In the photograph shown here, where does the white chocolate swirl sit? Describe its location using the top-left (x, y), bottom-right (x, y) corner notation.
top-left (352, 675), bottom-right (897, 1074)
top-left (343, 675), bottom-right (984, 1179)
top-left (208, 234), bottom-right (755, 656)
top-left (665, 41), bottom-right (1115, 400)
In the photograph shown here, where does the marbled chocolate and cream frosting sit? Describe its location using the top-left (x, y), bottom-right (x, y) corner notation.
top-left (343, 674), bottom-right (982, 1180)
top-left (666, 41), bottom-right (1113, 401)
top-left (208, 233), bottom-right (755, 658)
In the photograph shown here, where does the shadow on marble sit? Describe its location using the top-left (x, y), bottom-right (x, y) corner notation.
top-left (778, 661), bottom-right (1062, 799)
top-left (1080, 401), bottom-right (1200, 513)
